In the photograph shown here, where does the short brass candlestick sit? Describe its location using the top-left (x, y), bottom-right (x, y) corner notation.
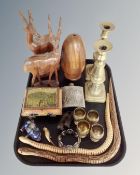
top-left (85, 39), bottom-right (112, 103)
top-left (86, 22), bottom-right (115, 81)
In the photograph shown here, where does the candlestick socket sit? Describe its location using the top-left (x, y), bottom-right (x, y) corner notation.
top-left (100, 22), bottom-right (115, 39)
top-left (94, 39), bottom-right (112, 54)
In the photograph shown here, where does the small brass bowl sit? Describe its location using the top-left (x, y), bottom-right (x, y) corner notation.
top-left (77, 120), bottom-right (90, 138)
top-left (73, 107), bottom-right (86, 125)
top-left (86, 110), bottom-right (99, 124)
top-left (90, 123), bottom-right (104, 142)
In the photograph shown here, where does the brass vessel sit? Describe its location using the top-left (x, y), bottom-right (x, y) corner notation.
top-left (73, 107), bottom-right (86, 125)
top-left (61, 34), bottom-right (86, 80)
top-left (86, 110), bottom-right (99, 124)
top-left (77, 120), bottom-right (90, 138)
top-left (90, 123), bottom-right (104, 142)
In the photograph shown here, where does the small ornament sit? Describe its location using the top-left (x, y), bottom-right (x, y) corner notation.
top-left (43, 127), bottom-right (54, 145)
top-left (57, 111), bottom-right (73, 131)
top-left (20, 119), bottom-right (41, 141)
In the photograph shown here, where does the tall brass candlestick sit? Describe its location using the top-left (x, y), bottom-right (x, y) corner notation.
top-left (85, 39), bottom-right (112, 103)
top-left (86, 22), bottom-right (115, 81)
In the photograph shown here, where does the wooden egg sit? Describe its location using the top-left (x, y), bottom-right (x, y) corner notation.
top-left (61, 34), bottom-right (86, 80)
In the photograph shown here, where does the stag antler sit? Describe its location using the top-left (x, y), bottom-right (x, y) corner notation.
top-left (56, 17), bottom-right (62, 41)
top-left (19, 9), bottom-right (37, 33)
top-left (48, 15), bottom-right (53, 39)
top-left (28, 9), bottom-right (33, 24)
top-left (19, 10), bottom-right (28, 26)
top-left (55, 16), bottom-right (62, 49)
top-left (28, 9), bottom-right (36, 32)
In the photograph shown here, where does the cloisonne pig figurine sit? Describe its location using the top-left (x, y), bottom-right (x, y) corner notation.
top-left (20, 119), bottom-right (41, 141)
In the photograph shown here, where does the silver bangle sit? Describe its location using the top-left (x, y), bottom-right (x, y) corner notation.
top-left (58, 129), bottom-right (81, 149)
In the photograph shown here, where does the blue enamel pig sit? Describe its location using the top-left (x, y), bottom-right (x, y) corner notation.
top-left (20, 120), bottom-right (41, 141)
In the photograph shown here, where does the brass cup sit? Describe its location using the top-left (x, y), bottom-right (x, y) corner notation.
top-left (90, 123), bottom-right (104, 142)
top-left (73, 107), bottom-right (86, 125)
top-left (86, 110), bottom-right (99, 124)
top-left (77, 120), bottom-right (90, 138)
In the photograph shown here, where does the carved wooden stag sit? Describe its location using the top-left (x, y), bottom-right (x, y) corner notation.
top-left (19, 10), bottom-right (62, 86)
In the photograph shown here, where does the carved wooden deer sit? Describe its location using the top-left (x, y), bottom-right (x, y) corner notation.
top-left (19, 10), bottom-right (62, 86)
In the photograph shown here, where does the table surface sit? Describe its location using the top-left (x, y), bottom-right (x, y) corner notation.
top-left (0, 0), bottom-right (139, 175)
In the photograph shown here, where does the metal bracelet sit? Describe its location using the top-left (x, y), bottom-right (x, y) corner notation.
top-left (58, 129), bottom-right (81, 149)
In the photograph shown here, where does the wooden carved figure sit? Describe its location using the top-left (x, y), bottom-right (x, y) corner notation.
top-left (19, 10), bottom-right (62, 86)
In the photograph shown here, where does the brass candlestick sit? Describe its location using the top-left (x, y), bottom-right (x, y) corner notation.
top-left (86, 22), bottom-right (115, 81)
top-left (85, 39), bottom-right (112, 102)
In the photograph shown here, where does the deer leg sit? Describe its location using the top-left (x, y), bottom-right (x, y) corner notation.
top-left (31, 74), bottom-right (36, 86)
top-left (36, 69), bottom-right (42, 85)
top-left (48, 68), bottom-right (54, 86)
top-left (55, 68), bottom-right (59, 85)
top-left (37, 74), bottom-right (42, 85)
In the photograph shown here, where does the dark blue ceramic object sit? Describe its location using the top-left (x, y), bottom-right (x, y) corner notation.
top-left (20, 120), bottom-right (41, 141)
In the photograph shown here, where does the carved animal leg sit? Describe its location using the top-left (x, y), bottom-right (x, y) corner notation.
top-left (55, 68), bottom-right (59, 85)
top-left (48, 68), bottom-right (54, 86)
top-left (36, 70), bottom-right (42, 85)
top-left (31, 74), bottom-right (36, 86)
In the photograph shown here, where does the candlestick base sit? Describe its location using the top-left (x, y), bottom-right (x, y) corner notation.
top-left (86, 64), bottom-right (94, 81)
top-left (85, 81), bottom-right (106, 103)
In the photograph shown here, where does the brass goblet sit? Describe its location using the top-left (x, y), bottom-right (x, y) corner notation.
top-left (86, 110), bottom-right (99, 124)
top-left (77, 120), bottom-right (90, 138)
top-left (90, 123), bottom-right (104, 142)
top-left (73, 107), bottom-right (86, 125)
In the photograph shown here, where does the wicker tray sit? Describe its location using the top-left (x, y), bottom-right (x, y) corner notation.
top-left (14, 59), bottom-right (126, 166)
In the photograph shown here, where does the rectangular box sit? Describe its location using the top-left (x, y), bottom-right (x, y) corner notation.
top-left (21, 87), bottom-right (62, 116)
